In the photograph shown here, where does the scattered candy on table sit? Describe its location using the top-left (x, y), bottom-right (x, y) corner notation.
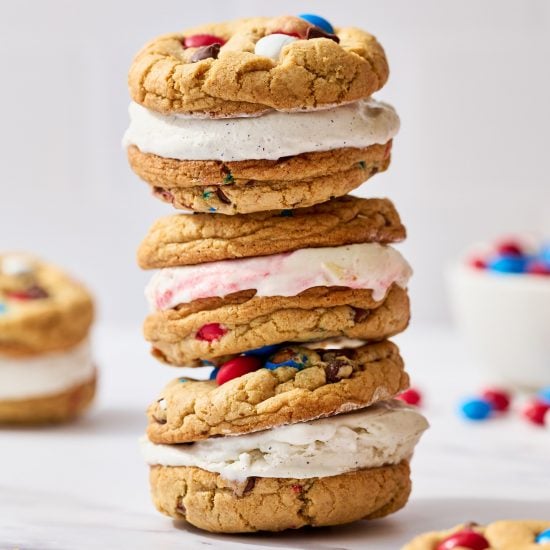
top-left (436, 528), bottom-right (490, 550)
top-left (480, 388), bottom-right (511, 412)
top-left (460, 398), bottom-right (493, 421)
top-left (396, 388), bottom-right (422, 406)
top-left (468, 237), bottom-right (550, 276)
top-left (522, 399), bottom-right (549, 426)
top-left (537, 386), bottom-right (550, 405)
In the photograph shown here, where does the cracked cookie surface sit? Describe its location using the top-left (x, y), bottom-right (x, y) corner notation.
top-left (145, 284), bottom-right (410, 366)
top-left (0, 374), bottom-right (96, 425)
top-left (138, 195), bottom-right (405, 268)
top-left (147, 340), bottom-right (408, 443)
top-left (129, 16), bottom-right (389, 117)
top-left (150, 460), bottom-right (410, 533)
top-left (403, 520), bottom-right (550, 550)
top-left (0, 253), bottom-right (94, 357)
top-left (129, 142), bottom-right (390, 214)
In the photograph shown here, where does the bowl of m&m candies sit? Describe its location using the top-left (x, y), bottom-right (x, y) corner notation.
top-left (448, 237), bottom-right (550, 388)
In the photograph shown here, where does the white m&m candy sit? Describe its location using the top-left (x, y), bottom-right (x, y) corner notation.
top-left (254, 34), bottom-right (298, 61)
top-left (1, 255), bottom-right (33, 277)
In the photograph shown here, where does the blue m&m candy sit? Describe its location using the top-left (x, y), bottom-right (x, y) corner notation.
top-left (208, 368), bottom-right (219, 380)
top-left (536, 528), bottom-right (550, 544)
top-left (460, 398), bottom-right (492, 421)
top-left (244, 344), bottom-right (282, 357)
top-left (537, 387), bottom-right (550, 405)
top-left (487, 255), bottom-right (528, 274)
top-left (298, 14), bottom-right (334, 34)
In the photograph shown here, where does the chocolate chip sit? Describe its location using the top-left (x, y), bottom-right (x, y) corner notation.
top-left (306, 26), bottom-right (340, 43)
top-left (324, 356), bottom-right (354, 383)
top-left (215, 187), bottom-right (231, 204)
top-left (152, 414), bottom-right (167, 425)
top-left (354, 308), bottom-right (370, 323)
top-left (243, 477), bottom-right (256, 494)
top-left (190, 43), bottom-right (221, 63)
top-left (153, 186), bottom-right (174, 203)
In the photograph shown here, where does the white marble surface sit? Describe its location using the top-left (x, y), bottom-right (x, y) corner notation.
top-left (1, 324), bottom-right (549, 549)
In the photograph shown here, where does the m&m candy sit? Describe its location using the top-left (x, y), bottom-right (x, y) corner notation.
top-left (460, 398), bottom-right (492, 421)
top-left (480, 388), bottom-right (511, 412)
top-left (244, 344), bottom-right (282, 357)
top-left (436, 529), bottom-right (490, 550)
top-left (537, 386), bottom-right (550, 405)
top-left (183, 34), bottom-right (226, 48)
top-left (254, 34), bottom-right (298, 60)
top-left (216, 356), bottom-right (262, 385)
top-left (522, 400), bottom-right (549, 426)
top-left (536, 528), bottom-right (550, 544)
top-left (396, 388), bottom-right (422, 406)
top-left (195, 323), bottom-right (227, 342)
top-left (298, 13), bottom-right (334, 34)
top-left (487, 255), bottom-right (528, 274)
top-left (495, 240), bottom-right (524, 257)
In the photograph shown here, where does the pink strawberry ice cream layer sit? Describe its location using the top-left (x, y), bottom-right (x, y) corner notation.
top-left (145, 243), bottom-right (412, 312)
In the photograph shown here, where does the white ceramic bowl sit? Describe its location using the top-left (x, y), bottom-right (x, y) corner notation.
top-left (448, 264), bottom-right (550, 389)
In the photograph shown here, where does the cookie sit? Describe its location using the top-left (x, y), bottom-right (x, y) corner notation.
top-left (148, 461), bottom-right (410, 533)
top-left (0, 253), bottom-right (93, 356)
top-left (128, 16), bottom-right (389, 117)
top-left (147, 340), bottom-right (409, 443)
top-left (403, 520), bottom-right (550, 550)
top-left (0, 374), bottom-right (96, 424)
top-left (145, 283), bottom-right (409, 366)
top-left (128, 143), bottom-right (389, 214)
top-left (138, 196), bottom-right (406, 269)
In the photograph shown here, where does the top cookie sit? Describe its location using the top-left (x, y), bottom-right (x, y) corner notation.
top-left (128, 15), bottom-right (389, 117)
top-left (138, 196), bottom-right (405, 268)
top-left (0, 253), bottom-right (94, 356)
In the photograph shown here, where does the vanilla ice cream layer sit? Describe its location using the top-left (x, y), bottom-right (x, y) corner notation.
top-left (123, 98), bottom-right (400, 161)
top-left (146, 243), bottom-right (412, 311)
top-left (0, 339), bottom-right (95, 400)
top-left (141, 400), bottom-right (428, 481)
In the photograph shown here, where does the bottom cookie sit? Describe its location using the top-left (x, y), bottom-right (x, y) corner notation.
top-left (149, 461), bottom-right (411, 533)
top-left (0, 374), bottom-right (96, 424)
top-left (403, 520), bottom-right (550, 549)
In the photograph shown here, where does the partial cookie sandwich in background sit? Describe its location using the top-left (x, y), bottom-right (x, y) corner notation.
top-left (124, 15), bottom-right (398, 213)
top-left (139, 196), bottom-right (411, 366)
top-left (0, 253), bottom-right (96, 423)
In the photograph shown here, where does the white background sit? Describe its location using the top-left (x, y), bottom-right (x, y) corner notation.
top-left (1, 0), bottom-right (549, 326)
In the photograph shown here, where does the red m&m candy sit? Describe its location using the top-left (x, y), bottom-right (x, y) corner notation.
top-left (496, 239), bottom-right (524, 257)
top-left (481, 388), bottom-right (510, 412)
top-left (522, 400), bottom-right (549, 426)
top-left (216, 356), bottom-right (262, 385)
top-left (396, 388), bottom-right (422, 406)
top-left (436, 529), bottom-right (490, 550)
top-left (183, 34), bottom-right (226, 48)
top-left (6, 285), bottom-right (48, 300)
top-left (527, 261), bottom-right (550, 276)
top-left (196, 323), bottom-right (227, 342)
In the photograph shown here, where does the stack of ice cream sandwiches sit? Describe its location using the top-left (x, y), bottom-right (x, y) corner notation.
top-left (125, 14), bottom-right (428, 533)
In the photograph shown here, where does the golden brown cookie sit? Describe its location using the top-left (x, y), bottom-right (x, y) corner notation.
top-left (128, 142), bottom-right (390, 214)
top-left (149, 461), bottom-right (410, 533)
top-left (129, 16), bottom-right (389, 117)
top-left (145, 284), bottom-right (410, 366)
top-left (138, 195), bottom-right (405, 268)
top-left (147, 340), bottom-right (408, 443)
top-left (0, 374), bottom-right (96, 425)
top-left (403, 520), bottom-right (550, 550)
top-left (0, 253), bottom-right (94, 356)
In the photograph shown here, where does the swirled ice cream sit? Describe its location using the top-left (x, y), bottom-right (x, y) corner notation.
top-left (145, 243), bottom-right (412, 311)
